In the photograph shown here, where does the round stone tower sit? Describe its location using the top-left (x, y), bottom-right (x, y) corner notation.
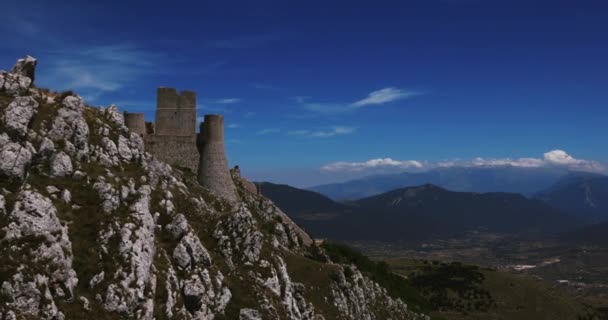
top-left (124, 112), bottom-right (146, 137)
top-left (197, 115), bottom-right (239, 202)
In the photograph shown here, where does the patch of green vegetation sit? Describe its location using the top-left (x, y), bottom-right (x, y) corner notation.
top-left (217, 272), bottom-right (267, 320)
top-left (387, 258), bottom-right (603, 320)
top-left (318, 242), bottom-right (431, 314)
top-left (30, 97), bottom-right (59, 133)
top-left (407, 261), bottom-right (495, 313)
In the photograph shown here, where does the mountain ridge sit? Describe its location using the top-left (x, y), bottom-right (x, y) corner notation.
top-left (310, 166), bottom-right (588, 200)
top-left (258, 182), bottom-right (581, 243)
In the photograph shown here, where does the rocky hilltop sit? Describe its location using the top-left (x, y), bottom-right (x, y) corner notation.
top-left (0, 56), bottom-right (428, 320)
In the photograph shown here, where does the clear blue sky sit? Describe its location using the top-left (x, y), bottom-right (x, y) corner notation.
top-left (2, 0), bottom-right (607, 186)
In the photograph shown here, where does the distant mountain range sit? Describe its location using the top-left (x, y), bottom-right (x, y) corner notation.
top-left (258, 182), bottom-right (582, 242)
top-left (535, 173), bottom-right (608, 222)
top-left (309, 166), bottom-right (573, 200)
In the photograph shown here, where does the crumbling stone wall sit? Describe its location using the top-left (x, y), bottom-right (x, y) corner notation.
top-left (197, 115), bottom-right (239, 202)
top-left (144, 135), bottom-right (198, 172)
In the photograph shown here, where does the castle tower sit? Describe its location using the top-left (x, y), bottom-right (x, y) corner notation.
top-left (155, 87), bottom-right (197, 136)
top-left (197, 115), bottom-right (239, 202)
top-left (124, 112), bottom-right (146, 137)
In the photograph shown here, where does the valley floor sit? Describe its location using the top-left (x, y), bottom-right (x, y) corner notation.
top-left (345, 232), bottom-right (608, 319)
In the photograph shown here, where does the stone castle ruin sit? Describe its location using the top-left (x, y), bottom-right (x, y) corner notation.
top-left (125, 88), bottom-right (199, 172)
top-left (125, 88), bottom-right (238, 201)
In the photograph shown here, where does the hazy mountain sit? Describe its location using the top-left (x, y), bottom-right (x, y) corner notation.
top-left (336, 185), bottom-right (581, 242)
top-left (535, 172), bottom-right (608, 222)
top-left (259, 182), bottom-right (581, 242)
top-left (310, 166), bottom-right (571, 200)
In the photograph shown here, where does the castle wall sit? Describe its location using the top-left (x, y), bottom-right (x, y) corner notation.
top-left (155, 87), bottom-right (197, 136)
top-left (124, 112), bottom-right (146, 137)
top-left (197, 115), bottom-right (239, 202)
top-left (145, 135), bottom-right (199, 172)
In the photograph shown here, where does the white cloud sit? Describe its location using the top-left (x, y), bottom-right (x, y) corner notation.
top-left (216, 98), bottom-right (241, 104)
top-left (227, 123), bottom-right (241, 129)
top-left (322, 158), bottom-right (424, 172)
top-left (321, 150), bottom-right (607, 173)
top-left (543, 150), bottom-right (583, 165)
top-left (351, 87), bottom-right (417, 108)
top-left (470, 157), bottom-right (544, 168)
top-left (290, 126), bottom-right (357, 138)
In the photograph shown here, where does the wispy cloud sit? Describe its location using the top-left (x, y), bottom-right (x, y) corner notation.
top-left (227, 123), bottom-right (241, 129)
top-left (289, 126), bottom-right (357, 138)
top-left (37, 44), bottom-right (164, 102)
top-left (351, 87), bottom-right (417, 108)
top-left (251, 83), bottom-right (284, 91)
top-left (321, 150), bottom-right (607, 173)
top-left (208, 33), bottom-right (280, 49)
top-left (299, 87), bottom-right (418, 115)
top-left (257, 128), bottom-right (281, 135)
top-left (216, 98), bottom-right (241, 104)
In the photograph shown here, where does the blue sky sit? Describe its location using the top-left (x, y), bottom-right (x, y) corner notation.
top-left (2, 0), bottom-right (607, 186)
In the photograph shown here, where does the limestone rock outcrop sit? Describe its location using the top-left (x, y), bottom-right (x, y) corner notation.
top-left (10, 55), bottom-right (37, 83)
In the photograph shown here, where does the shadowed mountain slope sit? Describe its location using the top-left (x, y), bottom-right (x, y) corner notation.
top-left (535, 172), bottom-right (608, 222)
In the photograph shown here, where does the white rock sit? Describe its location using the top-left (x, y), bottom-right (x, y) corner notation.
top-left (3, 190), bottom-right (62, 239)
top-left (165, 213), bottom-right (189, 240)
top-left (48, 96), bottom-right (89, 151)
top-left (240, 308), bottom-right (262, 320)
top-left (78, 296), bottom-right (91, 311)
top-left (0, 132), bottom-right (10, 147)
top-left (117, 135), bottom-right (133, 161)
top-left (172, 232), bottom-right (212, 270)
top-left (0, 141), bottom-right (32, 179)
top-left (0, 71), bottom-right (31, 95)
top-left (10, 55), bottom-right (37, 81)
top-left (61, 189), bottom-right (71, 204)
top-left (50, 151), bottom-right (73, 177)
top-left (38, 137), bottom-right (55, 156)
top-left (0, 194), bottom-right (5, 216)
top-left (106, 105), bottom-right (124, 126)
top-left (2, 96), bottom-right (39, 136)
top-left (46, 185), bottom-right (60, 194)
